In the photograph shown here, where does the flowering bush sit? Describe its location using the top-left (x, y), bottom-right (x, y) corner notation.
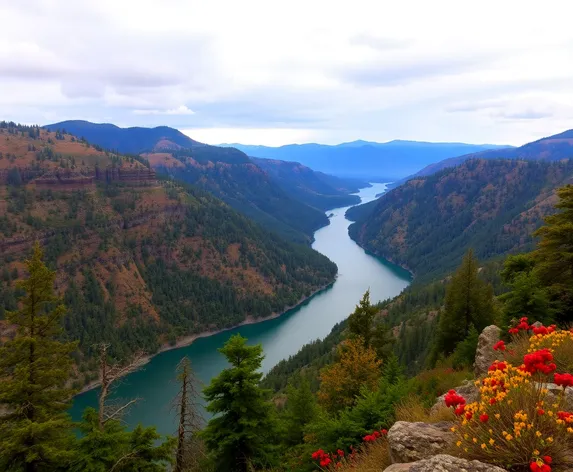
top-left (446, 319), bottom-right (573, 471)
top-left (310, 429), bottom-right (387, 470)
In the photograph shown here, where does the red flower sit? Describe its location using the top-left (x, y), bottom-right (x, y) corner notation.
top-left (337, 449), bottom-right (344, 457)
top-left (543, 456), bottom-right (553, 465)
top-left (454, 405), bottom-right (465, 416)
top-left (509, 327), bottom-right (520, 334)
top-left (479, 414), bottom-right (489, 423)
top-left (363, 434), bottom-right (375, 442)
top-left (523, 349), bottom-right (555, 375)
top-left (533, 326), bottom-right (548, 335)
top-left (554, 373), bottom-right (573, 388)
top-left (465, 411), bottom-right (473, 421)
top-left (489, 361), bottom-right (508, 372)
top-left (381, 429), bottom-right (388, 435)
top-left (490, 398), bottom-right (497, 405)
top-left (530, 461), bottom-right (551, 472)
top-left (312, 449), bottom-right (325, 460)
top-left (320, 457), bottom-right (332, 467)
top-left (493, 340), bottom-right (506, 351)
top-left (444, 390), bottom-right (466, 408)
top-left (538, 409), bottom-right (545, 415)
top-left (557, 411), bottom-right (573, 421)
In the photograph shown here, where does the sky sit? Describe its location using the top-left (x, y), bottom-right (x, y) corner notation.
top-left (1, 0), bottom-right (573, 146)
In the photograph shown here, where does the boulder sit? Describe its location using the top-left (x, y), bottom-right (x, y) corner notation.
top-left (431, 380), bottom-right (479, 414)
top-left (387, 421), bottom-right (454, 463)
top-left (383, 454), bottom-right (507, 471)
top-left (474, 325), bottom-right (501, 378)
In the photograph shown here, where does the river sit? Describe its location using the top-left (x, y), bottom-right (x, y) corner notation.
top-left (69, 182), bottom-right (411, 434)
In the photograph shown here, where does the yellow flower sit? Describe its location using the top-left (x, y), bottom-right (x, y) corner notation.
top-left (489, 438), bottom-right (495, 445)
top-left (547, 437), bottom-right (553, 442)
top-left (536, 431), bottom-right (542, 437)
top-left (481, 443), bottom-right (487, 449)
top-left (495, 413), bottom-right (501, 419)
top-left (456, 441), bottom-right (462, 447)
top-left (534, 449), bottom-right (540, 456)
top-left (450, 427), bottom-right (456, 432)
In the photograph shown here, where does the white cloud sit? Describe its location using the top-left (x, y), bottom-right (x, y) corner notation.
top-left (0, 0), bottom-right (572, 145)
top-left (133, 105), bottom-right (195, 116)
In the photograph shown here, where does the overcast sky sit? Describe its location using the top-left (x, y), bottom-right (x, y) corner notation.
top-left (1, 0), bottom-right (572, 146)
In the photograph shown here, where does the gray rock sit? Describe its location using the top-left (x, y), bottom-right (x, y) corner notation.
top-left (383, 454), bottom-right (507, 472)
top-left (387, 421), bottom-right (454, 463)
top-left (431, 380), bottom-right (479, 415)
top-left (538, 382), bottom-right (573, 410)
top-left (384, 464), bottom-right (413, 472)
top-left (474, 325), bottom-right (501, 378)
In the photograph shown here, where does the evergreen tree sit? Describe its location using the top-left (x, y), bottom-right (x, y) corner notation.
top-left (434, 249), bottom-right (495, 358)
top-left (201, 334), bottom-right (275, 472)
top-left (72, 408), bottom-right (175, 472)
top-left (0, 243), bottom-right (77, 471)
top-left (282, 374), bottom-right (317, 445)
top-left (534, 184), bottom-right (573, 322)
top-left (500, 254), bottom-right (553, 328)
top-left (347, 290), bottom-right (378, 348)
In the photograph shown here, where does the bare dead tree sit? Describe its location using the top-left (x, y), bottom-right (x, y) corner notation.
top-left (96, 343), bottom-right (145, 430)
top-left (173, 356), bottom-right (204, 472)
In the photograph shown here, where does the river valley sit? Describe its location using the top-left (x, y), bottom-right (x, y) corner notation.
top-left (70, 182), bottom-right (411, 434)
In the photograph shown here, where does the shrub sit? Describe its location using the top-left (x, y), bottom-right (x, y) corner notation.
top-left (446, 319), bottom-right (573, 471)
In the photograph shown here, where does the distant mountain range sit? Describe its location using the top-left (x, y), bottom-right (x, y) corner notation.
top-left (392, 129), bottom-right (573, 187)
top-left (221, 140), bottom-right (511, 180)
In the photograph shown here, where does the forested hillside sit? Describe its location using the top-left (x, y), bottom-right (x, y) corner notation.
top-left (349, 158), bottom-right (573, 281)
top-left (46, 121), bottom-right (330, 244)
top-left (250, 157), bottom-right (365, 210)
top-left (0, 122), bottom-right (337, 386)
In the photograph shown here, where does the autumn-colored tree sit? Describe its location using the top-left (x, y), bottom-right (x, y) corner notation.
top-left (317, 337), bottom-right (382, 413)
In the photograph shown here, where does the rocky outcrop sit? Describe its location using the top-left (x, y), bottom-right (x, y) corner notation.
top-left (388, 421), bottom-right (454, 463)
top-left (474, 325), bottom-right (501, 377)
top-left (383, 454), bottom-right (507, 472)
top-left (95, 166), bottom-right (156, 183)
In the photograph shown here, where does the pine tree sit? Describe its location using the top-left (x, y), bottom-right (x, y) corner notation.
top-left (282, 374), bottom-right (317, 445)
top-left (201, 334), bottom-right (275, 472)
top-left (500, 254), bottom-right (553, 328)
top-left (348, 290), bottom-right (378, 348)
top-left (0, 243), bottom-right (77, 471)
top-left (534, 184), bottom-right (573, 322)
top-left (434, 249), bottom-right (495, 358)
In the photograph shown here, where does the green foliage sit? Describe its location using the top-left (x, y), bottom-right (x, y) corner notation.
top-left (434, 249), bottom-right (495, 359)
top-left (201, 335), bottom-right (276, 472)
top-left (0, 243), bottom-right (78, 471)
top-left (348, 290), bottom-right (378, 349)
top-left (534, 184), bottom-right (573, 323)
top-left (451, 325), bottom-right (479, 369)
top-left (72, 408), bottom-right (175, 472)
top-left (499, 254), bottom-right (553, 329)
top-left (281, 375), bottom-right (318, 446)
